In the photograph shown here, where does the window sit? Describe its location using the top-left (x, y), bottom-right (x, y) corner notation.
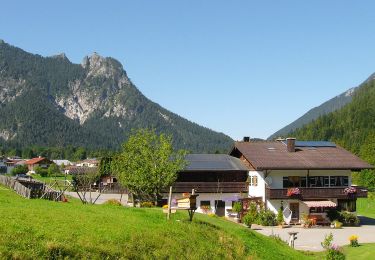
top-left (309, 207), bottom-right (330, 213)
top-left (200, 201), bottom-right (211, 207)
top-left (249, 175), bottom-right (258, 186)
top-left (330, 176), bottom-right (349, 187)
top-left (283, 176), bottom-right (307, 188)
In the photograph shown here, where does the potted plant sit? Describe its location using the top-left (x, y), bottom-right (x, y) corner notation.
top-left (286, 187), bottom-right (301, 197)
top-left (200, 205), bottom-right (212, 214)
top-left (301, 213), bottom-right (312, 228)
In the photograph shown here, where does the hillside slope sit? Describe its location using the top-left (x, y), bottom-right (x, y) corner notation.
top-left (0, 187), bottom-right (311, 259)
top-left (290, 75), bottom-right (375, 155)
top-left (0, 40), bottom-right (232, 152)
top-left (268, 87), bottom-right (357, 140)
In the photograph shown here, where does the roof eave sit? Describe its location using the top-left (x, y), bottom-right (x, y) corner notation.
top-left (256, 166), bottom-right (374, 171)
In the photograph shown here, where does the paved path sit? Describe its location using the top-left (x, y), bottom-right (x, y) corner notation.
top-left (66, 191), bottom-right (128, 205)
top-left (254, 217), bottom-right (375, 251)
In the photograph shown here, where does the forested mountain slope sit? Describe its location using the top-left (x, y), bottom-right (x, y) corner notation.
top-left (268, 87), bottom-right (357, 140)
top-left (0, 40), bottom-right (232, 153)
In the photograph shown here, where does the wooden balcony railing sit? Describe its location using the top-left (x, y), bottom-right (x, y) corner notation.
top-left (266, 187), bottom-right (368, 200)
top-left (172, 182), bottom-right (247, 193)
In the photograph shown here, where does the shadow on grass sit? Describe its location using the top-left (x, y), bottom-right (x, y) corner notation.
top-left (358, 216), bottom-right (375, 225)
top-left (181, 219), bottom-right (222, 230)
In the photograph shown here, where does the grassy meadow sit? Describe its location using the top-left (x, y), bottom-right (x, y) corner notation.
top-left (357, 192), bottom-right (375, 218)
top-left (0, 185), bottom-right (311, 259)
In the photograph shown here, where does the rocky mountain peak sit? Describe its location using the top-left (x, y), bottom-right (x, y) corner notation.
top-left (81, 52), bottom-right (125, 79)
top-left (51, 53), bottom-right (69, 61)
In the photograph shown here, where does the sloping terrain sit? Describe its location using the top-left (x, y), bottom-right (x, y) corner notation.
top-left (268, 87), bottom-right (357, 140)
top-left (0, 186), bottom-right (311, 259)
top-left (0, 40), bottom-right (232, 153)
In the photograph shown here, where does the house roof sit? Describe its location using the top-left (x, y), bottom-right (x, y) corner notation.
top-left (231, 141), bottom-right (374, 171)
top-left (66, 166), bottom-right (98, 175)
top-left (77, 159), bottom-right (99, 164)
top-left (183, 154), bottom-right (249, 172)
top-left (53, 160), bottom-right (72, 166)
top-left (25, 157), bottom-right (51, 165)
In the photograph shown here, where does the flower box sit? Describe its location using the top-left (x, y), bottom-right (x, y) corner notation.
top-left (344, 187), bottom-right (357, 195)
top-left (287, 188), bottom-right (301, 197)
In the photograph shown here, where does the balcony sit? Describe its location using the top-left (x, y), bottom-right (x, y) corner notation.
top-left (172, 182), bottom-right (247, 193)
top-left (266, 186), bottom-right (368, 200)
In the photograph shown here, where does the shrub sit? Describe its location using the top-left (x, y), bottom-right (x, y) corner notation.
top-left (326, 245), bottom-right (345, 260)
top-left (140, 201), bottom-right (154, 208)
top-left (349, 235), bottom-right (359, 247)
top-left (321, 233), bottom-right (334, 250)
top-left (104, 199), bottom-right (122, 206)
top-left (232, 202), bottom-right (242, 213)
top-left (340, 212), bottom-right (360, 226)
top-left (321, 234), bottom-right (346, 260)
top-left (258, 210), bottom-right (277, 226)
top-left (277, 208), bottom-right (284, 225)
top-left (48, 163), bottom-right (61, 177)
top-left (35, 166), bottom-right (48, 177)
top-left (242, 202), bottom-right (259, 226)
top-left (327, 208), bottom-right (340, 222)
top-left (242, 212), bottom-right (255, 227)
top-left (11, 165), bottom-right (28, 176)
top-left (327, 210), bottom-right (360, 226)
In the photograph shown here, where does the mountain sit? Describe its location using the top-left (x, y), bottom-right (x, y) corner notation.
top-left (288, 72), bottom-right (375, 190)
top-left (0, 40), bottom-right (233, 153)
top-left (268, 87), bottom-right (358, 140)
top-left (288, 72), bottom-right (375, 155)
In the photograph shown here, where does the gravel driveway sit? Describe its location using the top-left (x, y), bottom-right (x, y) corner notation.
top-left (254, 216), bottom-right (375, 251)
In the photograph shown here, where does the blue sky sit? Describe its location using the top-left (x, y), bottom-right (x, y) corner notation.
top-left (1, 1), bottom-right (375, 140)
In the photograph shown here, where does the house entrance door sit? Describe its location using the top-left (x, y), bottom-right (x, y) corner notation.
top-left (215, 200), bottom-right (225, 216)
top-left (289, 202), bottom-right (299, 222)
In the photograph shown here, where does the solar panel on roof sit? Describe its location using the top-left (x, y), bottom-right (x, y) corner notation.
top-left (281, 140), bottom-right (336, 147)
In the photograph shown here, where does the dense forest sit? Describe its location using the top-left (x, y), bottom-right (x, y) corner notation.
top-left (290, 77), bottom-right (375, 190)
top-left (0, 40), bottom-right (233, 153)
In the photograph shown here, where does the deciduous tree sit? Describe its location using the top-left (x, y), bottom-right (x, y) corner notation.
top-left (112, 129), bottom-right (187, 204)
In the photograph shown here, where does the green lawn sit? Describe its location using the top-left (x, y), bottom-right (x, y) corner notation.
top-left (357, 192), bottom-right (375, 218)
top-left (0, 186), bottom-right (311, 259)
top-left (343, 243), bottom-right (375, 260)
top-left (32, 174), bottom-right (73, 184)
top-left (344, 195), bottom-right (375, 260)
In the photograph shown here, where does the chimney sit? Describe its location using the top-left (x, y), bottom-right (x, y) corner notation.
top-left (286, 138), bottom-right (296, 152)
top-left (243, 136), bottom-right (250, 142)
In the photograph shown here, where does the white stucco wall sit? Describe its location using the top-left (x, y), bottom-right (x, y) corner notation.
top-left (248, 170), bottom-right (265, 200)
top-left (166, 192), bottom-right (242, 217)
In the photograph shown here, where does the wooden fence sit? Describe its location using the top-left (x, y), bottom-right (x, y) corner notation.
top-left (0, 175), bottom-right (63, 201)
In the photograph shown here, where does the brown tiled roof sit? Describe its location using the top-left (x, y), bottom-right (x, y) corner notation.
top-left (67, 166), bottom-right (98, 175)
top-left (231, 141), bottom-right (374, 171)
top-left (25, 157), bottom-right (52, 165)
